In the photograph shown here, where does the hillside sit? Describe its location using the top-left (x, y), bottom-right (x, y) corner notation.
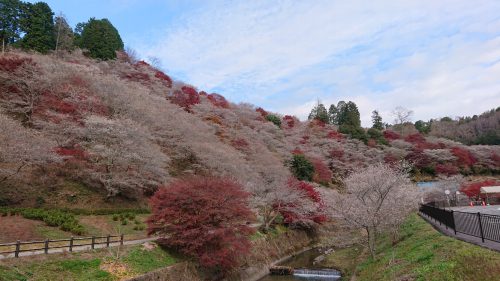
top-left (0, 51), bottom-right (499, 210)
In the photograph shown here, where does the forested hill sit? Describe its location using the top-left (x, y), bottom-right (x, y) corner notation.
top-left (0, 50), bottom-right (499, 209)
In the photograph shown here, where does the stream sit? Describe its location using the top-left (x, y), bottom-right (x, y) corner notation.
top-left (258, 248), bottom-right (342, 281)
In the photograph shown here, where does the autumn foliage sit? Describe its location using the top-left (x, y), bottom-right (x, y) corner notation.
top-left (383, 130), bottom-right (400, 140)
top-left (451, 147), bottom-right (477, 167)
top-left (170, 86), bottom-right (200, 110)
top-left (147, 176), bottom-right (254, 274)
top-left (460, 180), bottom-right (500, 199)
top-left (281, 179), bottom-right (327, 224)
top-left (207, 93), bottom-right (230, 108)
top-left (311, 158), bottom-right (332, 185)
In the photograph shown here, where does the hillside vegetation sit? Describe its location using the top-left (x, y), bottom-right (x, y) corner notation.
top-left (0, 51), bottom-right (499, 209)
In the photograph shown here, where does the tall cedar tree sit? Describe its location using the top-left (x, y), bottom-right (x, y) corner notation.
top-left (20, 1), bottom-right (55, 53)
top-left (78, 18), bottom-right (123, 60)
top-left (308, 101), bottom-right (329, 124)
top-left (371, 110), bottom-right (384, 130)
top-left (147, 176), bottom-right (254, 275)
top-left (0, 0), bottom-right (22, 53)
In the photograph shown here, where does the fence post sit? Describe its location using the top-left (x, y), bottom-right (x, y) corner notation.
top-left (14, 240), bottom-right (20, 258)
top-left (91, 236), bottom-right (95, 249)
top-left (106, 235), bottom-right (110, 248)
top-left (69, 236), bottom-right (74, 252)
top-left (452, 211), bottom-right (456, 235)
top-left (44, 239), bottom-right (49, 254)
top-left (477, 212), bottom-right (485, 243)
top-left (120, 234), bottom-right (124, 246)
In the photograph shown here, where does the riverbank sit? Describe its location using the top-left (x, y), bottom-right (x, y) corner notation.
top-left (322, 213), bottom-right (500, 280)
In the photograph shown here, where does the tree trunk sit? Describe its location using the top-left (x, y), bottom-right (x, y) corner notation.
top-left (366, 226), bottom-right (376, 259)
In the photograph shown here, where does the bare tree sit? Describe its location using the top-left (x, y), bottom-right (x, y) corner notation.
top-left (392, 106), bottom-right (414, 135)
top-left (0, 112), bottom-right (59, 183)
top-left (322, 162), bottom-right (419, 259)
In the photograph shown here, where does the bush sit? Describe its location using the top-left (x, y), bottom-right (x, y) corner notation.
top-left (147, 176), bottom-right (254, 275)
top-left (0, 208), bottom-right (85, 235)
top-left (266, 114), bottom-right (281, 128)
top-left (290, 154), bottom-right (315, 181)
top-left (112, 214), bottom-right (119, 221)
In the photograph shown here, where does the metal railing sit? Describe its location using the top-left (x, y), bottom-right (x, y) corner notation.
top-left (0, 234), bottom-right (124, 258)
top-left (419, 204), bottom-right (500, 243)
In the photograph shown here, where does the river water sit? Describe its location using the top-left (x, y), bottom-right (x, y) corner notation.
top-left (258, 248), bottom-right (342, 281)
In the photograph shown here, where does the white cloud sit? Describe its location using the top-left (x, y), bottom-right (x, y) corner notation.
top-left (138, 0), bottom-right (500, 126)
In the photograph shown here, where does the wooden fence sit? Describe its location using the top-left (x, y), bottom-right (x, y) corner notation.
top-left (0, 234), bottom-right (124, 258)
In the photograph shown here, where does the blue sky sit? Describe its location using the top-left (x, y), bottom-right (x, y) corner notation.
top-left (37, 0), bottom-right (500, 126)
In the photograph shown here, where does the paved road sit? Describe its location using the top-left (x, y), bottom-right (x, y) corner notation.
top-left (0, 237), bottom-right (156, 260)
top-left (449, 205), bottom-right (500, 216)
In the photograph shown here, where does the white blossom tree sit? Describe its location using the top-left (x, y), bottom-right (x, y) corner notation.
top-left (322, 162), bottom-right (419, 258)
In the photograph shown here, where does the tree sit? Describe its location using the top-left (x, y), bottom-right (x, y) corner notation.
top-left (371, 110), bottom-right (384, 130)
top-left (323, 163), bottom-right (418, 258)
top-left (392, 106), bottom-right (413, 134)
top-left (0, 112), bottom-right (59, 183)
top-left (0, 0), bottom-right (22, 54)
top-left (290, 154), bottom-right (315, 181)
top-left (54, 13), bottom-right (74, 53)
top-left (20, 1), bottom-right (55, 53)
top-left (147, 176), bottom-right (254, 275)
top-left (328, 104), bottom-right (338, 125)
top-left (415, 120), bottom-right (431, 134)
top-left (308, 101), bottom-right (329, 124)
top-left (266, 114), bottom-right (281, 128)
top-left (77, 18), bottom-right (123, 60)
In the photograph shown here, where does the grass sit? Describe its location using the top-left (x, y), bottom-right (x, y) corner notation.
top-left (0, 244), bottom-right (178, 281)
top-left (353, 213), bottom-right (500, 281)
top-left (123, 246), bottom-right (177, 274)
top-left (320, 244), bottom-right (364, 280)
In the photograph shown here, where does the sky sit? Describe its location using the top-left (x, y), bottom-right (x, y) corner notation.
top-left (37, 0), bottom-right (500, 126)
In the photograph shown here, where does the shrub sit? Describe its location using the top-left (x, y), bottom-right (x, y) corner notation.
top-left (435, 163), bottom-right (459, 176)
top-left (290, 154), bottom-right (315, 181)
top-left (383, 130), bottom-right (401, 141)
top-left (170, 86), bottom-right (200, 110)
top-left (154, 71), bottom-right (173, 88)
top-left (147, 176), bottom-right (254, 275)
top-left (282, 115), bottom-right (296, 128)
top-left (266, 114), bottom-right (281, 128)
top-left (327, 130), bottom-right (344, 140)
top-left (451, 147), bottom-right (477, 167)
top-left (112, 214), bottom-right (119, 221)
top-left (0, 56), bottom-right (35, 73)
top-left (283, 179), bottom-right (327, 224)
top-left (330, 149), bottom-right (344, 159)
top-left (256, 107), bottom-right (268, 117)
top-left (311, 158), bottom-right (332, 185)
top-left (0, 208), bottom-right (85, 235)
top-left (207, 93), bottom-right (230, 108)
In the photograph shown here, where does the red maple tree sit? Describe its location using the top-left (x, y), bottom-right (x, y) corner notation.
top-left (147, 176), bottom-right (254, 275)
top-left (461, 180), bottom-right (500, 199)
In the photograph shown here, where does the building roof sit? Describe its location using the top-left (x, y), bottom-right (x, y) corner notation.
top-left (480, 186), bottom-right (500, 194)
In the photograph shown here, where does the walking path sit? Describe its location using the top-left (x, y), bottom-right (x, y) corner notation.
top-left (0, 237), bottom-right (156, 259)
top-left (419, 213), bottom-right (500, 252)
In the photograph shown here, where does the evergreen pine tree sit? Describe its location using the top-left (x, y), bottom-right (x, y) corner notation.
top-left (328, 104), bottom-right (338, 125)
top-left (20, 1), bottom-right (55, 53)
top-left (308, 101), bottom-right (329, 124)
top-left (371, 110), bottom-right (384, 130)
top-left (0, 0), bottom-right (23, 53)
top-left (78, 18), bottom-right (124, 60)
